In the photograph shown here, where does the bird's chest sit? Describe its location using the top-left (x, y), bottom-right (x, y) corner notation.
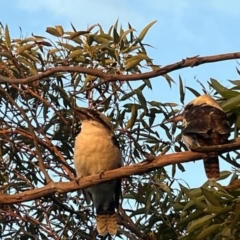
top-left (74, 128), bottom-right (120, 176)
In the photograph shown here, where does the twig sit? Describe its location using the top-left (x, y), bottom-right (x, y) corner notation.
top-left (0, 86), bottom-right (52, 183)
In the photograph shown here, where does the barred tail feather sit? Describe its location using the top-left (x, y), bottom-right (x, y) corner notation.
top-left (96, 213), bottom-right (117, 236)
top-left (106, 213), bottom-right (117, 235)
top-left (202, 153), bottom-right (219, 180)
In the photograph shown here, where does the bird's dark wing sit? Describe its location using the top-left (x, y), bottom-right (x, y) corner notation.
top-left (183, 104), bottom-right (230, 141)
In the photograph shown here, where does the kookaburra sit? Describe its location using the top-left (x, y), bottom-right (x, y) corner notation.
top-left (168, 95), bottom-right (230, 180)
top-left (73, 107), bottom-right (122, 236)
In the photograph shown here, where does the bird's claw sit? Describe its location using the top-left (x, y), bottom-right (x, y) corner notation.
top-left (74, 175), bottom-right (83, 185)
top-left (99, 171), bottom-right (105, 179)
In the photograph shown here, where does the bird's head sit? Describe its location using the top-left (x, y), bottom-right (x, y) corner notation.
top-left (74, 107), bottom-right (114, 131)
top-left (167, 94), bottom-right (223, 123)
top-left (186, 94), bottom-right (223, 110)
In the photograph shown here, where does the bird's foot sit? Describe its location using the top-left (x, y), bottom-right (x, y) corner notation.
top-left (74, 175), bottom-right (83, 185)
top-left (99, 171), bottom-right (105, 179)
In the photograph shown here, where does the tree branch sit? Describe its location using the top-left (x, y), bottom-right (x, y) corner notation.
top-left (0, 52), bottom-right (240, 84)
top-left (190, 139), bottom-right (240, 152)
top-left (0, 138), bottom-right (239, 204)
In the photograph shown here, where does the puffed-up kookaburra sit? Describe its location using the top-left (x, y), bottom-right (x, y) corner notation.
top-left (73, 107), bottom-right (122, 236)
top-left (168, 95), bottom-right (230, 180)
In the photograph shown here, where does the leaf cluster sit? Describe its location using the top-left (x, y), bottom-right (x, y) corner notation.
top-left (0, 21), bottom-right (240, 240)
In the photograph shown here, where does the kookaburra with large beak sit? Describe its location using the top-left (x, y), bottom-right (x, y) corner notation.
top-left (73, 107), bottom-right (122, 236)
top-left (168, 95), bottom-right (230, 180)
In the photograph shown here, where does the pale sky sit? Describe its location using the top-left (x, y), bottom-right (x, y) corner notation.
top-left (1, 1), bottom-right (239, 187)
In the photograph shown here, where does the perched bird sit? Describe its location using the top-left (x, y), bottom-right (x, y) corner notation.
top-left (73, 107), bottom-right (122, 236)
top-left (168, 95), bottom-right (230, 180)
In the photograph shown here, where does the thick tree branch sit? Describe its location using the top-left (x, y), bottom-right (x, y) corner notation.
top-left (0, 138), bottom-right (239, 204)
top-left (0, 52), bottom-right (240, 84)
top-left (189, 139), bottom-right (239, 153)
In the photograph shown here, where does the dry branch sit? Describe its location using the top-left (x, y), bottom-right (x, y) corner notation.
top-left (0, 52), bottom-right (240, 84)
top-left (0, 138), bottom-right (240, 204)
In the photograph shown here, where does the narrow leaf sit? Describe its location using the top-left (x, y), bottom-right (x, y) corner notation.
top-left (196, 224), bottom-right (221, 239)
top-left (125, 58), bottom-right (142, 71)
top-left (113, 27), bottom-right (120, 44)
top-left (136, 89), bottom-right (147, 112)
top-left (201, 187), bottom-right (221, 207)
top-left (46, 27), bottom-right (61, 37)
top-left (187, 215), bottom-right (213, 233)
top-left (179, 75), bottom-right (185, 104)
top-left (138, 20), bottom-right (157, 41)
top-left (17, 44), bottom-right (34, 54)
top-left (221, 94), bottom-right (240, 111)
top-left (119, 28), bottom-right (136, 43)
top-left (69, 31), bottom-right (90, 39)
top-left (211, 78), bottom-right (239, 99)
top-left (55, 25), bottom-right (64, 36)
top-left (125, 104), bottom-right (137, 129)
top-left (68, 50), bottom-right (83, 59)
top-left (185, 86), bottom-right (201, 97)
top-left (5, 25), bottom-right (11, 48)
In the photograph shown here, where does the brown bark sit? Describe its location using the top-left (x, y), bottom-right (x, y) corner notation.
top-left (0, 138), bottom-right (239, 204)
top-left (0, 52), bottom-right (240, 84)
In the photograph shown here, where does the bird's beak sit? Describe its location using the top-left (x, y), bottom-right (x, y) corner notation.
top-left (167, 114), bottom-right (184, 123)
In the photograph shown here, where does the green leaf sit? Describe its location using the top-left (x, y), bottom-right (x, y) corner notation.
top-left (114, 19), bottom-right (119, 30)
top-left (70, 22), bottom-right (77, 32)
top-left (125, 104), bottom-right (137, 129)
top-left (229, 209), bottom-right (240, 229)
top-left (196, 224), bottom-right (221, 239)
top-left (69, 31), bottom-right (89, 39)
top-left (17, 44), bottom-right (34, 54)
top-left (149, 102), bottom-right (160, 109)
top-left (119, 28), bottom-right (136, 43)
top-left (138, 20), bottom-right (157, 41)
top-left (136, 89), bottom-right (147, 112)
top-left (155, 182), bottom-right (171, 193)
top-left (120, 91), bottom-right (136, 101)
top-left (229, 79), bottom-right (240, 86)
top-left (218, 170), bottom-right (232, 180)
top-left (142, 78), bottom-right (152, 89)
top-left (201, 187), bottom-right (221, 207)
top-left (210, 78), bottom-right (239, 99)
top-left (179, 75), bottom-right (185, 104)
top-left (68, 50), bottom-right (83, 59)
top-left (5, 25), bottom-right (11, 48)
top-left (179, 209), bottom-right (203, 227)
top-left (46, 27), bottom-right (61, 37)
top-left (125, 54), bottom-right (150, 71)
top-left (55, 25), bottom-right (64, 36)
top-left (187, 215), bottom-right (213, 233)
top-left (177, 163), bottom-right (185, 172)
top-left (215, 205), bottom-right (233, 217)
top-left (113, 27), bottom-right (120, 44)
top-left (141, 120), bottom-right (153, 132)
top-left (221, 94), bottom-right (240, 111)
top-left (125, 58), bottom-right (142, 71)
top-left (163, 74), bottom-right (174, 87)
top-left (57, 42), bottom-right (75, 51)
top-left (181, 185), bottom-right (208, 209)
top-left (185, 86), bottom-right (201, 97)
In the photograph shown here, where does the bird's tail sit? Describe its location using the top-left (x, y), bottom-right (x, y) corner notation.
top-left (202, 152), bottom-right (219, 181)
top-left (96, 213), bottom-right (117, 236)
